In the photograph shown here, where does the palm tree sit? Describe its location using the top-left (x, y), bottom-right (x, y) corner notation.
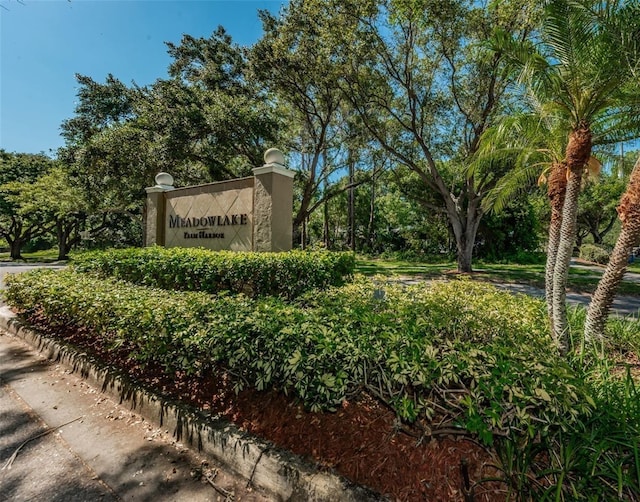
top-left (473, 112), bottom-right (567, 324)
top-left (496, 0), bottom-right (640, 354)
top-left (585, 158), bottom-right (640, 339)
top-left (584, 1), bottom-right (640, 340)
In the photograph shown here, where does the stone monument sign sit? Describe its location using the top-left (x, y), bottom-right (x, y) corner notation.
top-left (145, 148), bottom-right (294, 252)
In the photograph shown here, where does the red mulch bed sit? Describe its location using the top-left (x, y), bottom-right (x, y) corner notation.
top-left (22, 310), bottom-right (507, 501)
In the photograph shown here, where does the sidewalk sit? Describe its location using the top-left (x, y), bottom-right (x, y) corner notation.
top-left (0, 330), bottom-right (267, 502)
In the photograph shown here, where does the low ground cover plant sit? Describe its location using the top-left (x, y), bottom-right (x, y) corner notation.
top-left (5, 269), bottom-right (640, 499)
top-left (73, 247), bottom-right (355, 299)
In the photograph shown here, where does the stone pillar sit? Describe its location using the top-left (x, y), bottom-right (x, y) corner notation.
top-left (252, 148), bottom-right (295, 252)
top-left (144, 172), bottom-right (175, 246)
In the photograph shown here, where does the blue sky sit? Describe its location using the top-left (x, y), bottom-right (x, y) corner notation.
top-left (0, 0), bottom-right (284, 156)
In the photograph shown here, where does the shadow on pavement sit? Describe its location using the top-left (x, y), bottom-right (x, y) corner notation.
top-left (0, 331), bottom-right (267, 502)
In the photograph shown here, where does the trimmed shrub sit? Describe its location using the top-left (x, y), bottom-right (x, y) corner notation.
top-left (4, 269), bottom-right (593, 446)
top-left (7, 269), bottom-right (640, 500)
top-left (579, 244), bottom-right (610, 265)
top-left (73, 247), bottom-right (355, 298)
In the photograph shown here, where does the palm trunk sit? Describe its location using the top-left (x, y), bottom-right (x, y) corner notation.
top-left (585, 158), bottom-right (640, 341)
top-left (552, 173), bottom-right (581, 352)
top-left (552, 125), bottom-right (592, 354)
top-left (545, 162), bottom-right (568, 324)
top-left (546, 214), bottom-right (562, 322)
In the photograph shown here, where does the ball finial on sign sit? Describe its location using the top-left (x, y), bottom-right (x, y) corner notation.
top-left (264, 148), bottom-right (285, 167)
top-left (155, 172), bottom-right (174, 188)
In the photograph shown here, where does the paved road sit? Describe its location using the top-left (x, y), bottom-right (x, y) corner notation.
top-left (493, 282), bottom-right (640, 317)
top-left (570, 259), bottom-right (640, 284)
top-left (0, 263), bottom-right (66, 290)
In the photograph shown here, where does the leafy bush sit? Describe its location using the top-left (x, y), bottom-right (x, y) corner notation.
top-left (4, 270), bottom-right (593, 447)
top-left (546, 367), bottom-right (640, 501)
top-left (579, 244), bottom-right (610, 265)
top-left (73, 247), bottom-right (355, 299)
top-left (7, 268), bottom-right (640, 500)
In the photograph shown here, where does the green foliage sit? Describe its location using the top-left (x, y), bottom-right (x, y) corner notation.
top-left (476, 194), bottom-right (541, 260)
top-left (73, 247), bottom-right (355, 299)
top-left (0, 151), bottom-right (58, 258)
top-left (480, 305), bottom-right (640, 500)
top-left (5, 270), bottom-right (592, 445)
top-left (503, 357), bottom-right (640, 500)
top-left (576, 175), bottom-right (625, 247)
top-left (328, 0), bottom-right (542, 271)
top-left (8, 268), bottom-right (640, 499)
top-left (62, 30), bottom-right (278, 182)
top-left (579, 244), bottom-right (611, 265)
top-left (552, 376), bottom-right (640, 501)
top-left (251, 0), bottom-right (375, 238)
top-left (58, 30), bottom-right (281, 253)
top-left (3, 166), bottom-right (89, 259)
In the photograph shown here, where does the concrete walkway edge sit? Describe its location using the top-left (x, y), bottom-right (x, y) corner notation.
top-left (0, 306), bottom-right (383, 502)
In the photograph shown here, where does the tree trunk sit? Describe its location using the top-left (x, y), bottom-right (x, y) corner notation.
top-left (348, 156), bottom-right (355, 252)
top-left (9, 239), bottom-right (23, 260)
top-left (323, 195), bottom-right (331, 249)
top-left (552, 125), bottom-right (592, 354)
top-left (546, 162), bottom-right (568, 324)
top-left (57, 221), bottom-right (72, 260)
top-left (368, 170), bottom-right (376, 251)
top-left (456, 236), bottom-right (474, 273)
top-left (58, 240), bottom-right (72, 261)
top-left (301, 218), bottom-right (308, 250)
top-left (585, 157), bottom-right (640, 341)
top-left (593, 215), bottom-right (617, 245)
top-left (449, 205), bottom-right (482, 273)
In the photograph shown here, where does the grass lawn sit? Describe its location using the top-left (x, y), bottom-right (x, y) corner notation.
top-left (354, 257), bottom-right (454, 276)
top-left (0, 248), bottom-right (69, 263)
top-left (356, 255), bottom-right (640, 296)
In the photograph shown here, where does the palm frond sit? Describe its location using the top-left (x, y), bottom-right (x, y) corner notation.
top-left (483, 161), bottom-right (550, 213)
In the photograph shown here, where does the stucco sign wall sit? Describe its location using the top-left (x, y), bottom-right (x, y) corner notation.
top-left (164, 178), bottom-right (254, 251)
top-left (145, 149), bottom-right (294, 252)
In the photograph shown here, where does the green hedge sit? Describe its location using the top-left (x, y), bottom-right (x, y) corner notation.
top-left (73, 247), bottom-right (355, 298)
top-left (4, 269), bottom-right (592, 446)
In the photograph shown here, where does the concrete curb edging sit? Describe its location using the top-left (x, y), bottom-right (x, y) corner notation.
top-left (0, 306), bottom-right (384, 501)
